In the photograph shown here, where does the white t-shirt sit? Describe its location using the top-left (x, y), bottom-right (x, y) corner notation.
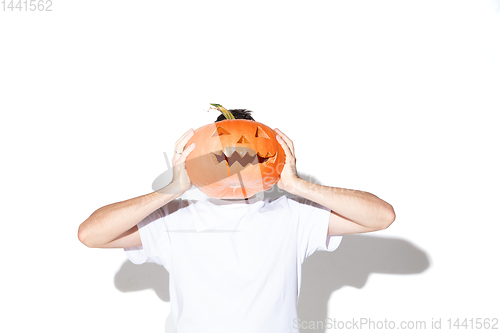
top-left (124, 195), bottom-right (342, 333)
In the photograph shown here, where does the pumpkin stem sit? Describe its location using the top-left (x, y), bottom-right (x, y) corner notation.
top-left (210, 103), bottom-right (235, 120)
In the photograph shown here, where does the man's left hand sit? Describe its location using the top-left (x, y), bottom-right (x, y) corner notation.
top-left (274, 128), bottom-right (301, 193)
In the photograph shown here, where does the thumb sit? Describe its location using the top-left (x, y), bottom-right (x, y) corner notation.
top-left (180, 143), bottom-right (196, 159)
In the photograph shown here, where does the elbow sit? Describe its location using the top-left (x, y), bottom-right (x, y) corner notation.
top-left (78, 224), bottom-right (95, 248)
top-left (380, 204), bottom-right (396, 230)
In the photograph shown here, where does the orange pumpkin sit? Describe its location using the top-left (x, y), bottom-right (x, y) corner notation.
top-left (185, 119), bottom-right (285, 198)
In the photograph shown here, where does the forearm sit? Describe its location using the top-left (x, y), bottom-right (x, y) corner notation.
top-left (287, 178), bottom-right (395, 230)
top-left (78, 185), bottom-right (180, 248)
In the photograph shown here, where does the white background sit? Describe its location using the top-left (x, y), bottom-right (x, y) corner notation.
top-left (1, 1), bottom-right (499, 332)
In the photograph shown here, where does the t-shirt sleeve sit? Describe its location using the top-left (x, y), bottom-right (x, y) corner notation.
top-left (123, 205), bottom-right (169, 266)
top-left (288, 197), bottom-right (343, 264)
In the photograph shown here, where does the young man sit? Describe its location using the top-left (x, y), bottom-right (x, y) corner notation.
top-left (78, 110), bottom-right (395, 333)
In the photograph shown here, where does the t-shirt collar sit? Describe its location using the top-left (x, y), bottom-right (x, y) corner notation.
top-left (207, 194), bottom-right (262, 206)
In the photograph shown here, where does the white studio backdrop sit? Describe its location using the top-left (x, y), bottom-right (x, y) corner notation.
top-left (1, 1), bottom-right (499, 332)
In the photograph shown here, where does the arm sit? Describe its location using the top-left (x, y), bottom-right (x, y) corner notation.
top-left (285, 179), bottom-right (395, 235)
top-left (274, 129), bottom-right (395, 236)
top-left (77, 129), bottom-right (196, 248)
top-left (78, 189), bottom-right (179, 248)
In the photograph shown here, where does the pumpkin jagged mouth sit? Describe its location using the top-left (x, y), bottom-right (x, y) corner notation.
top-left (211, 147), bottom-right (276, 167)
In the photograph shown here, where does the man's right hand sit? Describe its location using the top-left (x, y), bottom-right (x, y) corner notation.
top-left (166, 128), bottom-right (196, 196)
top-left (78, 128), bottom-right (197, 249)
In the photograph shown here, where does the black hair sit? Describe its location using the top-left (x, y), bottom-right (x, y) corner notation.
top-left (215, 109), bottom-right (255, 122)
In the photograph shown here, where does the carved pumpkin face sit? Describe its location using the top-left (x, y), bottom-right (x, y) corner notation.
top-left (185, 119), bottom-right (285, 199)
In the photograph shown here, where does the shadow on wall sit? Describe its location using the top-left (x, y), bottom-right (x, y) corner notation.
top-left (297, 235), bottom-right (430, 333)
top-left (115, 175), bottom-right (430, 333)
top-left (114, 234), bottom-right (430, 333)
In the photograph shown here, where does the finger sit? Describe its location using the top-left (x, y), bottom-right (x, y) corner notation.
top-left (172, 129), bottom-right (193, 164)
top-left (174, 129), bottom-right (195, 153)
top-left (179, 143), bottom-right (196, 161)
top-left (274, 128), bottom-right (294, 152)
top-left (175, 128), bottom-right (194, 146)
top-left (276, 134), bottom-right (293, 159)
top-left (173, 142), bottom-right (196, 166)
top-left (275, 128), bottom-right (294, 155)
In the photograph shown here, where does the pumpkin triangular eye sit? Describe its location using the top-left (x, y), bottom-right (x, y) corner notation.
top-left (211, 126), bottom-right (230, 137)
top-left (237, 135), bottom-right (250, 143)
top-left (255, 126), bottom-right (270, 139)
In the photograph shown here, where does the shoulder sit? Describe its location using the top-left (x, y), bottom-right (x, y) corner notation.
top-left (260, 195), bottom-right (289, 210)
top-left (160, 198), bottom-right (200, 216)
top-left (257, 195), bottom-right (317, 216)
top-left (269, 196), bottom-right (330, 224)
top-left (265, 195), bottom-right (326, 210)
